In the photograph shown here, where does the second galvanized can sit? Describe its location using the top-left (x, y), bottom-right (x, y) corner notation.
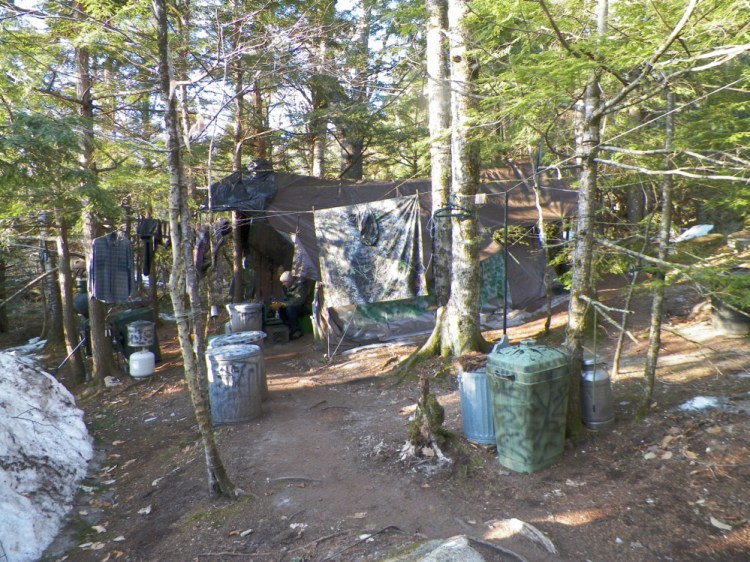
top-left (206, 344), bottom-right (263, 425)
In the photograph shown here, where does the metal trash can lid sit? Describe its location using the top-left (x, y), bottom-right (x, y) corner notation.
top-left (582, 357), bottom-right (610, 381)
top-left (582, 356), bottom-right (606, 367)
top-left (207, 343), bottom-right (262, 361)
top-left (127, 320), bottom-right (154, 331)
top-left (208, 331), bottom-right (267, 349)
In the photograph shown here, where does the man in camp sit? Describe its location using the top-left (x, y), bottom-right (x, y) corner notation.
top-left (270, 271), bottom-right (309, 340)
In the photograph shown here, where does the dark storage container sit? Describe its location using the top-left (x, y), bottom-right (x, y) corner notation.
top-left (711, 267), bottom-right (750, 335)
top-left (486, 340), bottom-right (570, 473)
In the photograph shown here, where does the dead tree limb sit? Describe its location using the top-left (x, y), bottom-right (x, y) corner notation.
top-left (579, 294), bottom-right (638, 344)
top-left (595, 237), bottom-right (681, 271)
top-left (0, 267), bottom-right (59, 310)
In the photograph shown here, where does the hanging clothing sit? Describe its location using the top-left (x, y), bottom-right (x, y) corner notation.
top-left (137, 218), bottom-right (162, 276)
top-left (194, 225), bottom-right (211, 276)
top-left (90, 232), bottom-right (134, 304)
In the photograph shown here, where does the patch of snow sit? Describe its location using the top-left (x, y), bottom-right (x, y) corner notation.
top-left (0, 349), bottom-right (93, 562)
top-left (678, 396), bottom-right (722, 411)
top-left (673, 224), bottom-right (714, 242)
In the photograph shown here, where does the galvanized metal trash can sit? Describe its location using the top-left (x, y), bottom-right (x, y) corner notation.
top-left (126, 320), bottom-right (156, 379)
top-left (581, 358), bottom-right (614, 430)
top-left (208, 330), bottom-right (267, 350)
top-left (458, 368), bottom-right (496, 445)
top-left (127, 320), bottom-right (155, 348)
top-left (206, 344), bottom-right (263, 424)
top-left (487, 340), bottom-right (570, 473)
top-left (227, 303), bottom-right (263, 333)
top-left (208, 331), bottom-right (268, 399)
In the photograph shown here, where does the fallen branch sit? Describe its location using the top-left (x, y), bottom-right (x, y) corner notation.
top-left (197, 552), bottom-right (248, 558)
top-left (285, 529), bottom-right (352, 555)
top-left (318, 526), bottom-right (403, 562)
top-left (145, 383), bottom-right (167, 399)
top-left (266, 476), bottom-right (320, 484)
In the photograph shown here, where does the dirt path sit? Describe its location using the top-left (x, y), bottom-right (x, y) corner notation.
top-left (42, 283), bottom-right (750, 561)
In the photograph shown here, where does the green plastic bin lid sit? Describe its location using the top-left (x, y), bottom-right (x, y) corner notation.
top-left (487, 339), bottom-right (569, 382)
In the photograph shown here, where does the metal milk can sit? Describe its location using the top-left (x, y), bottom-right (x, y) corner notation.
top-left (581, 358), bottom-right (614, 430)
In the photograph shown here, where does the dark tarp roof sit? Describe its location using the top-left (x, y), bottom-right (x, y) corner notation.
top-left (202, 166), bottom-right (578, 306)
top-left (203, 164), bottom-right (577, 287)
top-left (203, 165), bottom-right (578, 345)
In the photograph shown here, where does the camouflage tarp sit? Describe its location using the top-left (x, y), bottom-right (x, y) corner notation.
top-left (314, 196), bottom-right (427, 307)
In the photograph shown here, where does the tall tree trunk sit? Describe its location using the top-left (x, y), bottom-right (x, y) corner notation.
top-left (154, 0), bottom-right (235, 497)
top-left (399, 0), bottom-right (484, 371)
top-left (251, 81), bottom-right (268, 160)
top-left (637, 90), bottom-right (675, 419)
top-left (0, 257), bottom-right (8, 333)
top-left (426, 0), bottom-right (451, 307)
top-left (75, 3), bottom-right (113, 382)
top-left (339, 0), bottom-right (370, 181)
top-left (564, 0), bottom-right (609, 436)
top-left (231, 28), bottom-right (246, 304)
top-left (310, 2), bottom-right (334, 178)
top-left (440, 0), bottom-right (485, 356)
top-left (340, 137), bottom-right (364, 180)
top-left (55, 208), bottom-right (86, 384)
top-left (565, 80), bottom-right (599, 437)
top-left (40, 213), bottom-right (64, 345)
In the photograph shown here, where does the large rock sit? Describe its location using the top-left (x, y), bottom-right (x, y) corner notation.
top-left (383, 535), bottom-right (485, 562)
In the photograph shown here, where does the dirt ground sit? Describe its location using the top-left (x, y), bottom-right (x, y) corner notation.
top-left (19, 277), bottom-right (750, 561)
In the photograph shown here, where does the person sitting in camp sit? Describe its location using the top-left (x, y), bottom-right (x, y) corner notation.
top-left (269, 271), bottom-right (309, 340)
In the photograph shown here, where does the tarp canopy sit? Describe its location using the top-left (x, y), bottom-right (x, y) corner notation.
top-left (203, 164), bottom-right (577, 345)
top-left (204, 164), bottom-right (576, 286)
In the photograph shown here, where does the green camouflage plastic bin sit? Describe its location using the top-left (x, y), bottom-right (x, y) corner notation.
top-left (486, 340), bottom-right (570, 473)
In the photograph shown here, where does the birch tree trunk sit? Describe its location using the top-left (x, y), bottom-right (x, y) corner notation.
top-left (154, 0), bottom-right (235, 497)
top-left (310, 3), bottom-right (335, 178)
top-left (55, 208), bottom-right (86, 383)
top-left (637, 90), bottom-right (675, 419)
top-left (400, 0), bottom-right (485, 370)
top-left (440, 0), bottom-right (485, 356)
top-left (564, 0), bottom-right (609, 435)
top-left (426, 0), bottom-right (451, 307)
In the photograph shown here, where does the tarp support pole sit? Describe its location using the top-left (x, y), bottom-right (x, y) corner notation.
top-left (503, 191), bottom-right (509, 336)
